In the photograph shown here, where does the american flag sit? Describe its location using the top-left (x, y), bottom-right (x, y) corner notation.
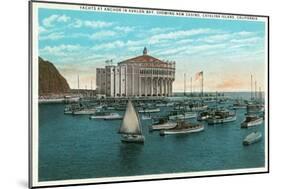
top-left (195, 71), bottom-right (203, 81)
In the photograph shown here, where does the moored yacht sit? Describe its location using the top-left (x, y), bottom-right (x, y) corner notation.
top-left (207, 109), bottom-right (236, 125)
top-left (246, 104), bottom-right (265, 114)
top-left (197, 110), bottom-right (212, 121)
top-left (64, 104), bottom-right (80, 114)
top-left (138, 107), bottom-right (160, 113)
top-left (241, 115), bottom-right (263, 128)
top-left (64, 95), bottom-right (80, 103)
top-left (232, 100), bottom-right (247, 109)
top-left (185, 102), bottom-right (208, 111)
top-left (150, 118), bottom-right (177, 132)
top-left (159, 121), bottom-right (204, 135)
top-left (90, 112), bottom-right (122, 120)
top-left (141, 114), bottom-right (152, 120)
top-left (73, 108), bottom-right (97, 115)
top-left (243, 131), bottom-right (262, 145)
top-left (168, 110), bottom-right (197, 120)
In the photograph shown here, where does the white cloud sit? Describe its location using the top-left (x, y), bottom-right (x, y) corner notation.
top-left (57, 15), bottom-right (70, 22)
top-left (84, 20), bottom-right (112, 28)
top-left (40, 32), bottom-right (65, 41)
top-left (126, 39), bottom-right (146, 47)
top-left (114, 26), bottom-right (134, 33)
top-left (90, 31), bottom-right (116, 40)
top-left (236, 31), bottom-right (255, 37)
top-left (42, 14), bottom-right (70, 27)
top-left (149, 28), bottom-right (215, 44)
top-left (197, 34), bottom-right (231, 43)
top-left (149, 27), bottom-right (174, 34)
top-left (197, 31), bottom-right (260, 45)
top-left (91, 40), bottom-right (125, 51)
top-left (69, 33), bottom-right (90, 38)
top-left (70, 19), bottom-right (113, 29)
top-left (40, 44), bottom-right (82, 57)
top-left (39, 26), bottom-right (47, 33)
top-left (42, 15), bottom-right (58, 27)
top-left (71, 19), bottom-right (83, 28)
top-left (230, 37), bottom-right (262, 44)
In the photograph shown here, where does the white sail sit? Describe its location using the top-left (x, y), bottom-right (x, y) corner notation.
top-left (119, 100), bottom-right (142, 135)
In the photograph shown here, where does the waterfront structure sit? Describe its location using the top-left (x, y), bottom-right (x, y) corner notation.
top-left (96, 47), bottom-right (176, 97)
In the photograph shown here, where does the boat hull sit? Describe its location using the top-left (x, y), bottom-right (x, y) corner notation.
top-left (241, 118), bottom-right (263, 128)
top-left (150, 122), bottom-right (177, 132)
top-left (64, 111), bottom-right (73, 114)
top-left (121, 135), bottom-right (145, 143)
top-left (73, 110), bottom-right (96, 115)
top-left (160, 126), bottom-right (204, 135)
top-left (207, 116), bottom-right (236, 125)
top-left (142, 115), bottom-right (152, 120)
top-left (243, 132), bottom-right (262, 145)
top-left (232, 105), bottom-right (247, 109)
top-left (138, 108), bottom-right (160, 113)
top-left (197, 115), bottom-right (210, 121)
top-left (185, 105), bottom-right (208, 111)
top-left (169, 113), bottom-right (197, 120)
top-left (103, 116), bottom-right (123, 120)
top-left (90, 114), bottom-right (122, 120)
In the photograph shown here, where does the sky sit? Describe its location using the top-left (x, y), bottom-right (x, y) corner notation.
top-left (38, 8), bottom-right (266, 92)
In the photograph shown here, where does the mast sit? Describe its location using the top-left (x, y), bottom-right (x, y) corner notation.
top-left (201, 71), bottom-right (204, 102)
top-left (201, 72), bottom-right (204, 98)
top-left (77, 75), bottom-right (80, 95)
top-left (215, 91), bottom-right (218, 109)
top-left (184, 73), bottom-right (186, 96)
top-left (190, 77), bottom-right (193, 97)
top-left (78, 75), bottom-right (80, 89)
top-left (255, 80), bottom-right (257, 100)
top-left (259, 86), bottom-right (262, 101)
top-left (250, 74), bottom-right (253, 100)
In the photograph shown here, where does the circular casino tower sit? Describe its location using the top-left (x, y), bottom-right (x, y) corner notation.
top-left (96, 47), bottom-right (176, 97)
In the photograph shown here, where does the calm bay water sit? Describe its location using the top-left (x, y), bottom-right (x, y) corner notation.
top-left (39, 93), bottom-right (265, 181)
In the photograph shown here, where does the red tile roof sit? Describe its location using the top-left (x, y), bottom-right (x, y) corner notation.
top-left (119, 55), bottom-right (167, 65)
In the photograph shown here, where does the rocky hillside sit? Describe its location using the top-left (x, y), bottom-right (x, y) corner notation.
top-left (39, 57), bottom-right (70, 96)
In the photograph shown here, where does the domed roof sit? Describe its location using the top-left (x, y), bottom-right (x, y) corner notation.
top-left (119, 47), bottom-right (167, 65)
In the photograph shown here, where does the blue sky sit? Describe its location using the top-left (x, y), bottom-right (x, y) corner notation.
top-left (38, 8), bottom-right (266, 92)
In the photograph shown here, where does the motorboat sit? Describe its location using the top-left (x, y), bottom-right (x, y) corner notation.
top-left (168, 110), bottom-right (197, 120)
top-left (197, 110), bottom-right (212, 121)
top-left (138, 107), bottom-right (160, 113)
top-left (243, 131), bottom-right (262, 145)
top-left (90, 112), bottom-right (122, 120)
top-left (207, 109), bottom-right (236, 125)
top-left (150, 118), bottom-right (177, 132)
top-left (241, 115), bottom-right (263, 128)
top-left (159, 121), bottom-right (204, 135)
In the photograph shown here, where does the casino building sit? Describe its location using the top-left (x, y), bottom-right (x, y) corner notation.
top-left (96, 47), bottom-right (176, 97)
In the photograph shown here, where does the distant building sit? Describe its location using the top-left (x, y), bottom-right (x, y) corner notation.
top-left (96, 47), bottom-right (176, 97)
top-left (96, 68), bottom-right (106, 95)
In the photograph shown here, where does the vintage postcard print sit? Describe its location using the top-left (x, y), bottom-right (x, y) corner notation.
top-left (29, 1), bottom-right (269, 188)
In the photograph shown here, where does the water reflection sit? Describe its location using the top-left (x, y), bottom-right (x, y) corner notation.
top-left (118, 142), bottom-right (144, 175)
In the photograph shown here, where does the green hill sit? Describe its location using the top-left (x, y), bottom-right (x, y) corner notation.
top-left (39, 57), bottom-right (70, 96)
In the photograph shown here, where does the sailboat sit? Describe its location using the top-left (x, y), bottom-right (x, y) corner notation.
top-left (118, 100), bottom-right (145, 143)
